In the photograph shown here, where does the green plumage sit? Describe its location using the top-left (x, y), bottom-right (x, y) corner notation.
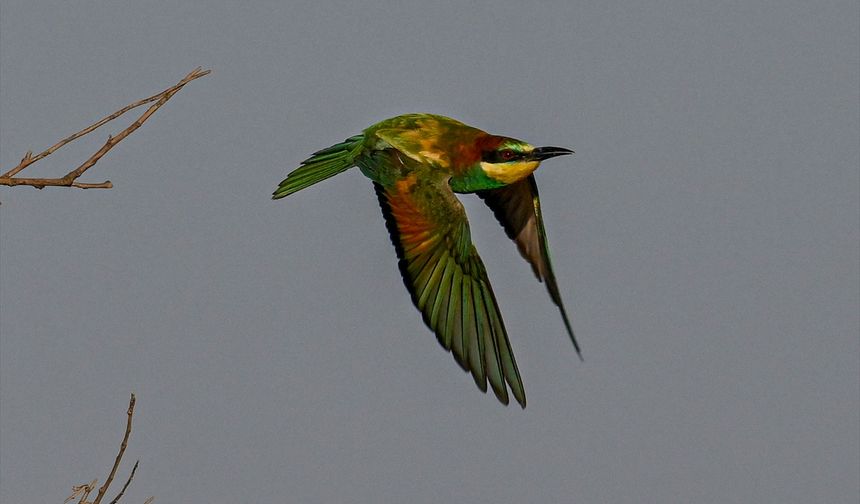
top-left (272, 135), bottom-right (364, 199)
top-left (273, 114), bottom-right (578, 408)
top-left (368, 152), bottom-right (526, 406)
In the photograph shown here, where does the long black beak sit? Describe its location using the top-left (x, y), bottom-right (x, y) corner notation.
top-left (531, 146), bottom-right (574, 161)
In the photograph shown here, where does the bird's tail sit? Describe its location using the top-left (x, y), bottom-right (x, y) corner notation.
top-left (272, 134), bottom-right (364, 199)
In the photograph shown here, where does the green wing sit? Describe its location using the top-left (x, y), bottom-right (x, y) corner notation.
top-left (477, 175), bottom-right (582, 358)
top-left (273, 135), bottom-right (364, 199)
top-left (369, 152), bottom-right (526, 407)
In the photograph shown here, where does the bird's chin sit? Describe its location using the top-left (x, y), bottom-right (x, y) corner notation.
top-left (480, 160), bottom-right (540, 185)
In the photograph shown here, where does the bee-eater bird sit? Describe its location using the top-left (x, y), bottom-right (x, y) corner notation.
top-left (273, 113), bottom-right (580, 408)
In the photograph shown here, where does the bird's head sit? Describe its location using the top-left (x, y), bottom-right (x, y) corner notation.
top-left (477, 136), bottom-right (574, 185)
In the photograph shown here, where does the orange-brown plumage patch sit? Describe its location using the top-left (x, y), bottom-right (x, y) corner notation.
top-left (387, 175), bottom-right (439, 255)
top-left (374, 118), bottom-right (505, 177)
top-left (450, 134), bottom-right (504, 174)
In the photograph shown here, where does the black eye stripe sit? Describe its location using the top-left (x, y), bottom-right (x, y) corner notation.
top-left (482, 149), bottom-right (525, 163)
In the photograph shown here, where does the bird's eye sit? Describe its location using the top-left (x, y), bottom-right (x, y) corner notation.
top-left (500, 149), bottom-right (515, 161)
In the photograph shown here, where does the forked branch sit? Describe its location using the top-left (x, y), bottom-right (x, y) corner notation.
top-left (1, 67), bottom-right (210, 190)
top-left (63, 394), bottom-right (152, 504)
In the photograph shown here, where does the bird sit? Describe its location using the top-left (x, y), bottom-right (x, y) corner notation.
top-left (273, 113), bottom-right (580, 408)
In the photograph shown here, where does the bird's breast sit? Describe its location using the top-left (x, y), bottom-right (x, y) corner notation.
top-left (448, 164), bottom-right (510, 193)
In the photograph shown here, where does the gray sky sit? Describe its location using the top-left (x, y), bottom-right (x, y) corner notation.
top-left (1, 1), bottom-right (858, 502)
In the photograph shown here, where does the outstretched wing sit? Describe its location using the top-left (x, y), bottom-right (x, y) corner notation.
top-left (477, 175), bottom-right (582, 358)
top-left (370, 153), bottom-right (525, 407)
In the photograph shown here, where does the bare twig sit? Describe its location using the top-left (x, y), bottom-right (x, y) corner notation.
top-left (91, 394), bottom-right (136, 504)
top-left (64, 479), bottom-right (97, 504)
top-left (76, 482), bottom-right (96, 504)
top-left (66, 394), bottom-right (151, 504)
top-left (107, 460), bottom-right (139, 504)
top-left (1, 66), bottom-right (209, 190)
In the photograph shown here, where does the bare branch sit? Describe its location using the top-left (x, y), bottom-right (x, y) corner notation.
top-left (91, 393), bottom-right (136, 504)
top-left (64, 479), bottom-right (97, 504)
top-left (1, 67), bottom-right (209, 190)
top-left (0, 176), bottom-right (113, 190)
top-left (76, 483), bottom-right (95, 504)
top-left (107, 460), bottom-right (139, 504)
top-left (66, 394), bottom-right (146, 504)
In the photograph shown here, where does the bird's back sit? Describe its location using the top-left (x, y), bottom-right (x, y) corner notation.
top-left (361, 114), bottom-right (489, 174)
